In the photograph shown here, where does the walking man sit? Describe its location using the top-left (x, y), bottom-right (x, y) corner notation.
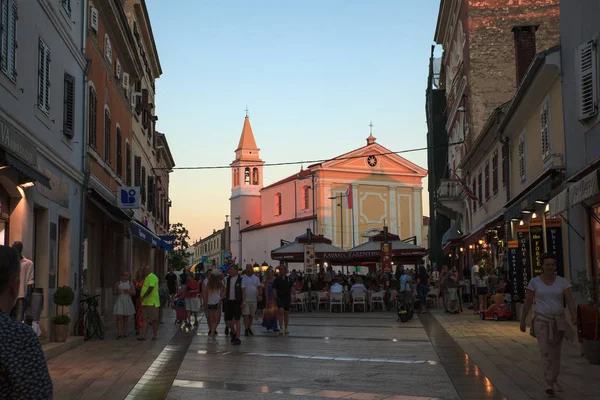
top-left (242, 264), bottom-right (262, 336)
top-left (165, 267), bottom-right (178, 304)
top-left (10, 242), bottom-right (34, 322)
top-left (138, 266), bottom-right (159, 341)
top-left (224, 265), bottom-right (242, 345)
top-left (273, 265), bottom-right (294, 335)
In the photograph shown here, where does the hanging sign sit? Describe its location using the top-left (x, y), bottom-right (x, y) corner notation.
top-left (545, 218), bottom-right (565, 277)
top-left (530, 218), bottom-right (544, 277)
top-left (517, 225), bottom-right (532, 300)
top-left (507, 240), bottom-right (524, 303)
top-left (381, 242), bottom-right (393, 274)
top-left (304, 244), bottom-right (315, 275)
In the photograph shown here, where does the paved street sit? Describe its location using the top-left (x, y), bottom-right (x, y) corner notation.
top-left (46, 308), bottom-right (600, 400)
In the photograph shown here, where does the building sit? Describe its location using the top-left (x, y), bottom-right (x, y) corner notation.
top-left (422, 216), bottom-right (430, 267)
top-left (230, 115), bottom-right (427, 269)
top-left (0, 0), bottom-right (87, 339)
top-left (550, 0), bottom-right (600, 300)
top-left (425, 47), bottom-right (451, 270)
top-left (432, 0), bottom-right (560, 274)
top-left (197, 219), bottom-right (231, 268)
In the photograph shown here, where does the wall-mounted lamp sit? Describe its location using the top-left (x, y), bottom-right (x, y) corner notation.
top-left (459, 247), bottom-right (464, 252)
top-left (469, 244), bottom-right (474, 250)
top-left (519, 220), bottom-right (524, 226)
top-left (535, 200), bottom-right (546, 204)
top-left (478, 239), bottom-right (484, 245)
top-left (545, 204), bottom-right (550, 213)
top-left (522, 210), bottom-right (532, 214)
top-left (532, 213), bottom-right (537, 219)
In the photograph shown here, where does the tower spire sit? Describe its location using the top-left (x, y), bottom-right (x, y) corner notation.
top-left (367, 121), bottom-right (376, 145)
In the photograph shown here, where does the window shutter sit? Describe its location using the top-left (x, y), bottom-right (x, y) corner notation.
top-left (472, 178), bottom-right (477, 212)
top-left (540, 99), bottom-right (550, 159)
top-left (116, 59), bottom-right (121, 80)
top-left (578, 40), bottom-right (598, 121)
top-left (116, 128), bottom-right (122, 177)
top-left (104, 35), bottom-right (112, 64)
top-left (141, 89), bottom-right (148, 108)
top-left (2, 0), bottom-right (17, 80)
top-left (501, 144), bottom-right (508, 186)
top-left (38, 39), bottom-right (50, 114)
top-left (148, 176), bottom-right (154, 213)
top-left (1, 1), bottom-right (8, 72)
top-left (134, 156), bottom-right (141, 187)
top-left (63, 0), bottom-right (71, 16)
top-left (141, 166), bottom-right (146, 205)
top-left (492, 152), bottom-right (498, 195)
top-left (88, 87), bottom-right (97, 148)
top-left (122, 72), bottom-right (129, 89)
top-left (125, 142), bottom-right (132, 186)
top-left (104, 111), bottom-right (111, 163)
top-left (477, 173), bottom-right (482, 206)
top-left (484, 162), bottom-right (490, 200)
top-left (519, 135), bottom-right (526, 182)
top-left (90, 7), bottom-right (98, 32)
top-left (63, 73), bottom-right (75, 138)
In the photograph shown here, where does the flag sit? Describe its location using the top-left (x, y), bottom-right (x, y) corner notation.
top-left (453, 169), bottom-right (477, 201)
top-left (345, 184), bottom-right (353, 209)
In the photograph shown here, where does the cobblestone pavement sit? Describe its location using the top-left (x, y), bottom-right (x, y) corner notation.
top-left (48, 307), bottom-right (600, 400)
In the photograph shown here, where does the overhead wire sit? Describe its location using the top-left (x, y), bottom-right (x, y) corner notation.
top-left (161, 141), bottom-right (465, 171)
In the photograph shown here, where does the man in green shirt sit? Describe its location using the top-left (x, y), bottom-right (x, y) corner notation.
top-left (138, 266), bottom-right (160, 341)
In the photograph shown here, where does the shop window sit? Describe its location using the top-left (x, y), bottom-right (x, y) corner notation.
top-left (275, 193), bottom-right (282, 216)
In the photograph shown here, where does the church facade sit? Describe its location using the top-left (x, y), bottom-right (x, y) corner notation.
top-left (230, 116), bottom-right (428, 269)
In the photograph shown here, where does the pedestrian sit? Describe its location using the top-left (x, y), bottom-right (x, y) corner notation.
top-left (262, 270), bottom-right (279, 332)
top-left (476, 267), bottom-right (489, 312)
top-left (184, 272), bottom-right (200, 328)
top-left (138, 266), bottom-right (160, 341)
top-left (416, 265), bottom-right (430, 313)
top-left (439, 265), bottom-right (449, 312)
top-left (132, 267), bottom-right (144, 336)
top-left (224, 265), bottom-right (243, 345)
top-left (399, 266), bottom-right (412, 305)
top-left (113, 270), bottom-right (135, 339)
top-left (165, 267), bottom-right (178, 304)
top-left (204, 271), bottom-right (224, 343)
top-left (242, 264), bottom-right (261, 337)
top-left (0, 245), bottom-right (53, 398)
top-left (158, 278), bottom-right (170, 324)
top-left (445, 266), bottom-right (459, 314)
top-left (520, 253), bottom-right (576, 395)
top-left (10, 242), bottom-right (34, 323)
top-left (471, 257), bottom-right (480, 313)
top-left (273, 265), bottom-right (294, 336)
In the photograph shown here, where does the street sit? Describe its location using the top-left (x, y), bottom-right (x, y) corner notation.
top-left (46, 308), bottom-right (600, 400)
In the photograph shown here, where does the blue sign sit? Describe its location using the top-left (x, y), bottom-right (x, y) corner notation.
top-left (159, 235), bottom-right (174, 252)
top-left (131, 223), bottom-right (160, 247)
top-left (117, 186), bottom-right (140, 208)
top-left (202, 256), bottom-right (208, 262)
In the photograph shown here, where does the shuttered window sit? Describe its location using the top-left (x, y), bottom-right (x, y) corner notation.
top-left (116, 127), bottom-right (122, 177)
top-left (134, 155), bottom-right (141, 187)
top-left (478, 172), bottom-right (483, 206)
top-left (63, 73), bottom-right (75, 138)
top-left (492, 151), bottom-right (499, 195)
top-left (90, 7), bottom-right (98, 32)
top-left (502, 144), bottom-right (508, 186)
top-left (518, 133), bottom-right (526, 183)
top-left (148, 176), bottom-right (154, 213)
top-left (0, 0), bottom-right (18, 81)
top-left (484, 161), bottom-right (490, 200)
top-left (125, 142), bottom-right (132, 186)
top-left (104, 34), bottom-right (112, 64)
top-left (38, 39), bottom-right (51, 115)
top-left (88, 87), bottom-right (97, 148)
top-left (578, 40), bottom-right (598, 121)
top-left (62, 0), bottom-right (71, 16)
top-left (472, 178), bottom-right (477, 212)
top-left (104, 109), bottom-right (111, 164)
top-left (141, 166), bottom-right (146, 205)
top-left (540, 97), bottom-right (551, 160)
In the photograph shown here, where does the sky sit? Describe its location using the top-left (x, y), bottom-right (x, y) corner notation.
top-left (146, 0), bottom-right (442, 242)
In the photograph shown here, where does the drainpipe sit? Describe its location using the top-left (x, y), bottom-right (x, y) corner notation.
top-left (77, 0), bottom-right (90, 335)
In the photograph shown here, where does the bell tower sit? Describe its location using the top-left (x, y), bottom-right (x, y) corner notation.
top-left (230, 113), bottom-right (263, 265)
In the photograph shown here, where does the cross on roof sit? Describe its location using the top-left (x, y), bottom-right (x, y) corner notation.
top-left (245, 106), bottom-right (249, 117)
top-left (369, 121), bottom-right (374, 134)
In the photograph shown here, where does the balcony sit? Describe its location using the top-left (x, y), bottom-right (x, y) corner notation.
top-left (436, 179), bottom-right (466, 219)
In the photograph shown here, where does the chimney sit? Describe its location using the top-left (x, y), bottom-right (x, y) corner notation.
top-left (512, 25), bottom-right (539, 85)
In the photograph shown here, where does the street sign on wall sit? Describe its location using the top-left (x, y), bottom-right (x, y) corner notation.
top-left (118, 186), bottom-right (140, 208)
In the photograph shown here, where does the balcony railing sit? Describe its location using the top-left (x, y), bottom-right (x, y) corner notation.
top-left (437, 179), bottom-right (464, 200)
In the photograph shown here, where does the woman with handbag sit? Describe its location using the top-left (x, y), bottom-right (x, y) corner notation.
top-left (520, 253), bottom-right (577, 395)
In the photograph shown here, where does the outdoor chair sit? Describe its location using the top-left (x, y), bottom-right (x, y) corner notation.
top-left (370, 291), bottom-right (385, 311)
top-left (293, 292), bottom-right (307, 312)
top-left (318, 292), bottom-right (329, 310)
top-left (352, 290), bottom-right (367, 312)
top-left (330, 292), bottom-right (344, 313)
top-left (427, 287), bottom-right (440, 308)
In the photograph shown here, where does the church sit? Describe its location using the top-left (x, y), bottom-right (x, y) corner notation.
top-left (229, 115), bottom-right (428, 269)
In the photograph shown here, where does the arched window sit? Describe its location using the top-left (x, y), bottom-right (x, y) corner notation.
top-left (233, 168), bottom-right (239, 186)
top-left (252, 167), bottom-right (259, 185)
top-left (303, 186), bottom-right (310, 210)
top-left (275, 193), bottom-right (282, 216)
top-left (244, 167), bottom-right (250, 185)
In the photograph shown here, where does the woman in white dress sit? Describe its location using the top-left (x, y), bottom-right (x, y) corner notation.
top-left (114, 271), bottom-right (136, 339)
top-left (520, 253), bottom-right (577, 395)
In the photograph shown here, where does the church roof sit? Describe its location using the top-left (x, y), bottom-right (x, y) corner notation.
top-left (236, 116), bottom-right (258, 150)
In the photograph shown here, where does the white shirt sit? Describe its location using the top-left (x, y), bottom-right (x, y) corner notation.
top-left (528, 276), bottom-right (571, 317)
top-left (330, 283), bottom-right (343, 293)
top-left (400, 274), bottom-right (412, 291)
top-left (241, 274), bottom-right (261, 302)
top-left (207, 289), bottom-right (221, 305)
top-left (350, 283), bottom-right (366, 292)
top-left (228, 275), bottom-right (239, 300)
top-left (18, 258), bottom-right (34, 299)
top-left (471, 264), bottom-right (479, 285)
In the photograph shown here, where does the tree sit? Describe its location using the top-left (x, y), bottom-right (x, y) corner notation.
top-left (168, 222), bottom-right (191, 271)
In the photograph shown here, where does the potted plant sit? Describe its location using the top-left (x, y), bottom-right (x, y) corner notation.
top-left (52, 286), bottom-right (75, 342)
top-left (573, 270), bottom-right (600, 364)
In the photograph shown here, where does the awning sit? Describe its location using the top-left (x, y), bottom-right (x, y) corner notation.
top-left (131, 221), bottom-right (161, 247)
top-left (87, 188), bottom-right (132, 222)
top-left (159, 235), bottom-right (174, 252)
top-left (442, 237), bottom-right (463, 256)
top-left (548, 188), bottom-right (569, 218)
top-left (441, 222), bottom-right (463, 247)
top-left (569, 169), bottom-right (599, 206)
top-left (505, 176), bottom-right (554, 221)
top-left (5, 154), bottom-right (51, 189)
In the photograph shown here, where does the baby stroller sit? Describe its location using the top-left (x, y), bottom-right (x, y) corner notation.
top-left (173, 296), bottom-right (186, 325)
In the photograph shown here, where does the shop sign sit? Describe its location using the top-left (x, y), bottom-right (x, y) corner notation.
top-left (517, 225), bottom-right (532, 300)
top-left (545, 218), bottom-right (565, 277)
top-left (569, 170), bottom-right (599, 206)
top-left (530, 218), bottom-right (544, 277)
top-left (131, 223), bottom-right (159, 247)
top-left (304, 244), bottom-right (315, 275)
top-left (381, 242), bottom-right (393, 274)
top-left (36, 166), bottom-right (69, 208)
top-left (507, 241), bottom-right (523, 302)
top-left (322, 251), bottom-right (347, 260)
top-left (0, 116), bottom-right (37, 164)
top-left (117, 186), bottom-right (141, 209)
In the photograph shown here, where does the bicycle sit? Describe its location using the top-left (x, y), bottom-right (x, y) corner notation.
top-left (75, 294), bottom-right (105, 341)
